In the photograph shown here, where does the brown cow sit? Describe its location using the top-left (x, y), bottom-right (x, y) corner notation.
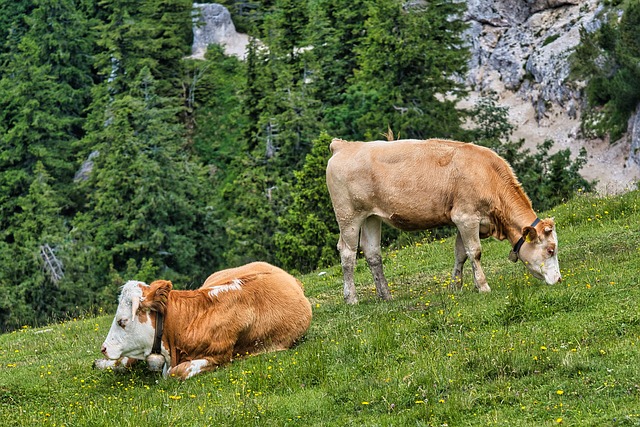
top-left (94, 262), bottom-right (312, 379)
top-left (326, 138), bottom-right (562, 304)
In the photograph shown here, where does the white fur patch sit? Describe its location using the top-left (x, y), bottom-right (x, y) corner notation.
top-left (208, 279), bottom-right (243, 298)
top-left (185, 359), bottom-right (208, 379)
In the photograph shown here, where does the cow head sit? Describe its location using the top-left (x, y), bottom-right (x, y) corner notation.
top-left (101, 280), bottom-right (172, 360)
top-left (516, 218), bottom-right (562, 285)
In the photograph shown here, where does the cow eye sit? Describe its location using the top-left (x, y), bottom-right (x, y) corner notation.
top-left (117, 318), bottom-right (128, 328)
top-left (547, 248), bottom-right (555, 256)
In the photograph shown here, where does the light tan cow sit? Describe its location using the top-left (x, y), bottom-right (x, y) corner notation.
top-left (95, 262), bottom-right (312, 379)
top-left (326, 138), bottom-right (562, 304)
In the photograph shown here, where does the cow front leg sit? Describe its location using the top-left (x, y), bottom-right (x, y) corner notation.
top-left (93, 356), bottom-right (137, 372)
top-left (361, 216), bottom-right (391, 301)
top-left (167, 353), bottom-right (230, 380)
top-left (450, 230), bottom-right (467, 291)
top-left (454, 223), bottom-right (491, 293)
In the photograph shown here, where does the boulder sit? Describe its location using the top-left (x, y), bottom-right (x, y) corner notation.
top-left (190, 3), bottom-right (249, 60)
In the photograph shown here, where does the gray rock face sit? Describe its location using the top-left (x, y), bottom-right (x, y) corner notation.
top-left (463, 0), bottom-right (639, 191)
top-left (190, 3), bottom-right (249, 60)
top-left (464, 0), bottom-right (600, 120)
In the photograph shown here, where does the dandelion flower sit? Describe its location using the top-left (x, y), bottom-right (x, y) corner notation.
top-left (556, 390), bottom-right (564, 395)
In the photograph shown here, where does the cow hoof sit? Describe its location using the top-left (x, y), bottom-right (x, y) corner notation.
top-left (344, 296), bottom-right (358, 305)
top-left (477, 285), bottom-right (491, 293)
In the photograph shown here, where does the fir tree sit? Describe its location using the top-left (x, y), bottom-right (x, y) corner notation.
top-left (70, 68), bottom-right (217, 302)
top-left (340, 0), bottom-right (468, 140)
top-left (275, 132), bottom-right (338, 273)
top-left (0, 163), bottom-right (70, 330)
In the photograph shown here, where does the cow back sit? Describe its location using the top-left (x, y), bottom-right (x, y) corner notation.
top-left (327, 138), bottom-right (529, 231)
top-left (170, 262), bottom-right (311, 359)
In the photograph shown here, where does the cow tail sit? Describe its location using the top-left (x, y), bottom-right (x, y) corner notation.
top-left (329, 138), bottom-right (346, 154)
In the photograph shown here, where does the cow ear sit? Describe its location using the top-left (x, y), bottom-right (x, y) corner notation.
top-left (522, 226), bottom-right (538, 243)
top-left (141, 280), bottom-right (172, 313)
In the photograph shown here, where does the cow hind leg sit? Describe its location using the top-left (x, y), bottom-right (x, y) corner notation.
top-left (450, 230), bottom-right (467, 291)
top-left (361, 216), bottom-right (391, 301)
top-left (337, 222), bottom-right (361, 304)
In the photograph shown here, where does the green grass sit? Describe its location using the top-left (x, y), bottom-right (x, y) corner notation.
top-left (1, 189), bottom-right (640, 426)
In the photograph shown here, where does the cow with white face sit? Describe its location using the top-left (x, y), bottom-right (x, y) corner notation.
top-left (98, 281), bottom-right (155, 361)
top-left (94, 262), bottom-right (312, 380)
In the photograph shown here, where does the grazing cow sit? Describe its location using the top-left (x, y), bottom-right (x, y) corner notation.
top-left (326, 138), bottom-right (562, 304)
top-left (94, 262), bottom-right (312, 379)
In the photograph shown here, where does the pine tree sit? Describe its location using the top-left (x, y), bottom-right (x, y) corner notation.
top-left (93, 0), bottom-right (192, 96)
top-left (0, 1), bottom-right (96, 329)
top-left (275, 132), bottom-right (338, 272)
top-left (70, 68), bottom-right (217, 302)
top-left (0, 0), bottom-right (95, 227)
top-left (305, 0), bottom-right (369, 131)
top-left (339, 0), bottom-right (468, 140)
top-left (571, 0), bottom-right (640, 140)
top-left (0, 163), bottom-right (70, 330)
top-left (221, 0), bottom-right (319, 265)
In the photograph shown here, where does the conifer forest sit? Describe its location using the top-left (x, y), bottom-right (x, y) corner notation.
top-left (2, 0), bottom-right (639, 331)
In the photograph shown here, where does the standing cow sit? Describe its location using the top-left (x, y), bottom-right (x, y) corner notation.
top-left (94, 262), bottom-right (312, 379)
top-left (326, 138), bottom-right (562, 304)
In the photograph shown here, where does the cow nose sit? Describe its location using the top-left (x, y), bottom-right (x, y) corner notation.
top-left (557, 276), bottom-right (562, 283)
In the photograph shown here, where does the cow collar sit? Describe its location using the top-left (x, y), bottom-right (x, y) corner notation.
top-left (151, 311), bottom-right (164, 355)
top-left (509, 218), bottom-right (540, 262)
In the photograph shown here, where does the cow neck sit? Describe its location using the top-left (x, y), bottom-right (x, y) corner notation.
top-left (151, 310), bottom-right (164, 355)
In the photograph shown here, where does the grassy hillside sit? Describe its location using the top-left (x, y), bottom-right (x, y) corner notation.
top-left (1, 189), bottom-right (639, 426)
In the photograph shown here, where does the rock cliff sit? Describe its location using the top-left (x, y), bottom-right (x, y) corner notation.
top-left (463, 0), bottom-right (639, 192)
top-left (191, 1), bottom-right (640, 193)
top-left (190, 3), bottom-right (249, 60)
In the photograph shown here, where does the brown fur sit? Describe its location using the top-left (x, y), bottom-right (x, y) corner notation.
top-left (139, 262), bottom-right (312, 378)
top-left (326, 138), bottom-right (559, 303)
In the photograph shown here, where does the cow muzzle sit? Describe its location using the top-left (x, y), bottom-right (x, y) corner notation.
top-left (100, 342), bottom-right (122, 360)
top-left (544, 271), bottom-right (562, 285)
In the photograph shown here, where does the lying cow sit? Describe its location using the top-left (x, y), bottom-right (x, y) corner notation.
top-left (326, 138), bottom-right (562, 304)
top-left (94, 262), bottom-right (312, 379)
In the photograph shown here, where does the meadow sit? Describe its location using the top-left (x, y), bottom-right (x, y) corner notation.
top-left (1, 188), bottom-right (639, 426)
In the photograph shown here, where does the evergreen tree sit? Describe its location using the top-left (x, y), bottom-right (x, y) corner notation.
top-left (0, 0), bottom-right (95, 224)
top-left (70, 68), bottom-right (217, 303)
top-left (93, 0), bottom-right (192, 96)
top-left (306, 0), bottom-right (368, 127)
top-left (0, 163), bottom-right (70, 330)
top-left (221, 0), bottom-right (319, 265)
top-left (572, 0), bottom-right (640, 140)
top-left (0, 1), bottom-right (33, 59)
top-left (0, 0), bottom-right (96, 330)
top-left (275, 132), bottom-right (338, 273)
top-left (186, 45), bottom-right (248, 167)
top-left (337, 0), bottom-right (468, 140)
